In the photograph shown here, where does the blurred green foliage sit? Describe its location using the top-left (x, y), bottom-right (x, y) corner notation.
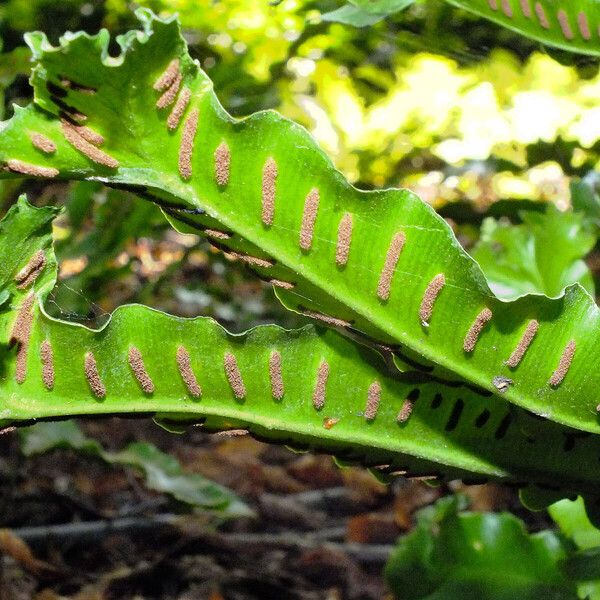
top-left (472, 205), bottom-right (596, 299)
top-left (20, 420), bottom-right (252, 517)
top-left (322, 0), bottom-right (417, 27)
top-left (549, 498), bottom-right (600, 599)
top-left (384, 495), bottom-right (582, 600)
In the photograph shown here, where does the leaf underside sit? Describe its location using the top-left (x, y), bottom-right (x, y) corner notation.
top-left (323, 0), bottom-right (600, 56)
top-left (4, 197), bottom-right (600, 516)
top-left (471, 207), bottom-right (596, 301)
top-left (0, 11), bottom-right (599, 433)
top-left (446, 0), bottom-right (600, 56)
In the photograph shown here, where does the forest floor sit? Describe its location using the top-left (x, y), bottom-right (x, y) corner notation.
top-left (0, 418), bottom-right (545, 600)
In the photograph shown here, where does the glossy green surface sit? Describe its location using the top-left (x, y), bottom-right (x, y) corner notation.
top-left (4, 198), bottom-right (600, 508)
top-left (326, 0), bottom-right (600, 55)
top-left (384, 496), bottom-right (579, 600)
top-left (0, 12), bottom-right (599, 435)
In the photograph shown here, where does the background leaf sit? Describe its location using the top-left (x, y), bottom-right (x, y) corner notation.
top-left (471, 205), bottom-right (596, 299)
top-left (551, 498), bottom-right (600, 551)
top-left (384, 496), bottom-right (579, 600)
top-left (550, 498), bottom-right (600, 598)
top-left (572, 178), bottom-right (600, 226)
top-left (20, 420), bottom-right (252, 516)
top-left (322, 0), bottom-right (417, 26)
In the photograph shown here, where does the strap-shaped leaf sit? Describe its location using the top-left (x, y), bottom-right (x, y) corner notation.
top-left (4, 197), bottom-right (600, 510)
top-left (446, 0), bottom-right (600, 56)
top-left (0, 11), bottom-right (599, 433)
top-left (324, 0), bottom-right (600, 55)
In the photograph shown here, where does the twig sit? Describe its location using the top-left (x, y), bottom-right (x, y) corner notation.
top-left (10, 515), bottom-right (393, 565)
top-left (13, 514), bottom-right (178, 545)
top-left (259, 493), bottom-right (329, 529)
top-left (216, 532), bottom-right (393, 565)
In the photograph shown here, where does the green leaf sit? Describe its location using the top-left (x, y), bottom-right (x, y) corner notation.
top-left (572, 178), bottom-right (600, 225)
top-left (0, 196), bottom-right (59, 303)
top-left (321, 5), bottom-right (386, 27)
top-left (6, 198), bottom-right (600, 508)
top-left (550, 498), bottom-right (600, 598)
top-left (322, 0), bottom-right (600, 55)
top-left (1, 11), bottom-right (600, 434)
top-left (350, 0), bottom-right (417, 12)
top-left (0, 289), bottom-right (10, 309)
top-left (322, 0), bottom-right (416, 26)
top-left (384, 496), bottom-right (579, 600)
top-left (0, 47), bottom-right (31, 90)
top-left (551, 498), bottom-right (600, 551)
top-left (115, 441), bottom-right (250, 512)
top-left (19, 420), bottom-right (251, 516)
top-left (471, 206), bottom-right (596, 300)
top-left (445, 0), bottom-right (600, 56)
top-left (20, 419), bottom-right (102, 455)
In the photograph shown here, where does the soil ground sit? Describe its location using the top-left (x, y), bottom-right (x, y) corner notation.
top-left (0, 418), bottom-right (541, 600)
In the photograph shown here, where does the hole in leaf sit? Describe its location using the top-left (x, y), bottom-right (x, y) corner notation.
top-left (430, 393), bottom-right (443, 409)
top-left (445, 398), bottom-right (464, 432)
top-left (474, 409), bottom-right (491, 428)
top-left (408, 388), bottom-right (420, 402)
top-left (494, 413), bottom-right (512, 440)
top-left (46, 81), bottom-right (67, 98)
